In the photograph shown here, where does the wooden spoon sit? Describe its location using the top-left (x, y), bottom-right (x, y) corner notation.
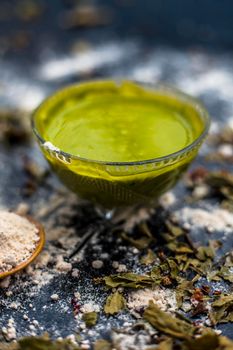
top-left (0, 215), bottom-right (45, 279)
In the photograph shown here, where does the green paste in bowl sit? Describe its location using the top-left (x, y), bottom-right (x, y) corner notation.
top-left (32, 80), bottom-right (210, 208)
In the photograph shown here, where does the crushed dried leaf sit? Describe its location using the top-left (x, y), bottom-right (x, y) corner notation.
top-left (143, 301), bottom-right (196, 340)
top-left (104, 291), bottom-right (126, 315)
top-left (82, 311), bottom-right (98, 327)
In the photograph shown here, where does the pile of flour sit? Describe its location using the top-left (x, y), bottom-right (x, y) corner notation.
top-left (0, 211), bottom-right (39, 273)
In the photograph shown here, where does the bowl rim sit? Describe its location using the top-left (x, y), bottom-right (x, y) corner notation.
top-left (31, 79), bottom-right (210, 167)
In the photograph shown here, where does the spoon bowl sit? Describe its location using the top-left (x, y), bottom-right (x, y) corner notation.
top-left (0, 216), bottom-right (45, 279)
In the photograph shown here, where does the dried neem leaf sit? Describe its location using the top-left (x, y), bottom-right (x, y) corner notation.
top-left (104, 291), bottom-right (126, 315)
top-left (121, 232), bottom-right (152, 250)
top-left (221, 199), bottom-right (233, 212)
top-left (94, 339), bottom-right (112, 350)
top-left (182, 332), bottom-right (233, 350)
top-left (167, 242), bottom-right (193, 254)
top-left (22, 156), bottom-right (48, 182)
top-left (188, 169), bottom-right (233, 210)
top-left (163, 222), bottom-right (192, 255)
top-left (15, 0), bottom-right (44, 22)
top-left (205, 152), bottom-right (233, 163)
top-left (193, 260), bottom-right (213, 276)
top-left (149, 338), bottom-right (173, 350)
top-left (0, 343), bottom-right (18, 350)
top-left (150, 265), bottom-right (163, 284)
top-left (221, 186), bottom-right (233, 201)
top-left (140, 249), bottom-right (157, 265)
top-left (61, 5), bottom-right (113, 29)
top-left (17, 336), bottom-right (81, 349)
top-left (151, 258), bottom-right (180, 285)
top-left (139, 222), bottom-right (154, 238)
top-left (121, 222), bottom-right (154, 250)
top-left (210, 266), bottom-right (233, 283)
top-left (167, 258), bottom-right (179, 279)
top-left (104, 260), bottom-right (181, 289)
top-left (211, 127), bottom-right (233, 145)
top-left (186, 258), bottom-right (203, 270)
top-left (212, 294), bottom-right (233, 307)
top-left (196, 246), bottom-right (214, 261)
top-left (211, 294), bottom-right (233, 324)
top-left (165, 221), bottom-right (184, 240)
top-left (206, 172), bottom-right (233, 189)
top-left (220, 268), bottom-right (233, 283)
top-left (174, 254), bottom-right (189, 268)
top-left (196, 240), bottom-right (221, 262)
top-left (218, 336), bottom-right (233, 350)
top-left (212, 254), bottom-right (233, 283)
top-left (182, 332), bottom-right (219, 350)
top-left (205, 172), bottom-right (233, 203)
top-left (0, 110), bottom-right (31, 145)
top-left (82, 311), bottom-right (98, 327)
top-left (104, 273), bottom-right (153, 289)
top-left (144, 301), bottom-right (196, 340)
top-left (175, 279), bottom-right (194, 308)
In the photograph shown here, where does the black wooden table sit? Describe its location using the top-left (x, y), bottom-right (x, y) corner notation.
top-left (0, 0), bottom-right (232, 347)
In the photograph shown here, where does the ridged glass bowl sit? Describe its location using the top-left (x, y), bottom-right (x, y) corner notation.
top-left (32, 80), bottom-right (210, 209)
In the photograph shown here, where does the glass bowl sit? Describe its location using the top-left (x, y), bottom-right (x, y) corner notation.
top-left (32, 80), bottom-right (210, 209)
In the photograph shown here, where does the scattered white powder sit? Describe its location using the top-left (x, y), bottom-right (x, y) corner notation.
top-left (80, 303), bottom-right (100, 313)
top-left (100, 252), bottom-right (109, 259)
top-left (0, 276), bottom-right (11, 288)
top-left (2, 318), bottom-right (17, 341)
top-left (25, 262), bottom-right (55, 287)
top-left (159, 191), bottom-right (176, 208)
top-left (112, 261), bottom-right (119, 269)
top-left (127, 287), bottom-right (177, 313)
top-left (92, 260), bottom-right (103, 269)
top-left (51, 294), bottom-right (59, 301)
top-left (9, 302), bottom-right (19, 310)
top-left (227, 117), bottom-right (233, 130)
top-left (0, 211), bottom-right (39, 273)
top-left (66, 334), bottom-right (78, 345)
top-left (113, 207), bottom-right (154, 231)
top-left (15, 202), bottom-right (30, 216)
top-left (217, 144), bottom-right (233, 157)
top-left (117, 264), bottom-right (127, 273)
top-left (112, 327), bottom-right (153, 350)
top-left (173, 207), bottom-right (233, 234)
top-left (34, 251), bottom-right (51, 268)
top-left (38, 41), bottom-right (138, 81)
top-left (29, 324), bottom-right (36, 331)
top-left (192, 185), bottom-right (210, 200)
top-left (74, 292), bottom-right (81, 299)
top-left (56, 255), bottom-right (72, 272)
top-left (181, 302), bottom-right (192, 313)
top-left (43, 141), bottom-right (60, 153)
top-left (132, 248), bottom-right (139, 255)
top-left (6, 290), bottom-right (13, 297)
top-left (71, 269), bottom-right (80, 278)
top-left (179, 68), bottom-right (233, 101)
top-left (123, 208), bottom-right (154, 232)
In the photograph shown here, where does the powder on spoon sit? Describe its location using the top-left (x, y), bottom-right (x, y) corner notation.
top-left (0, 211), bottom-right (39, 273)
